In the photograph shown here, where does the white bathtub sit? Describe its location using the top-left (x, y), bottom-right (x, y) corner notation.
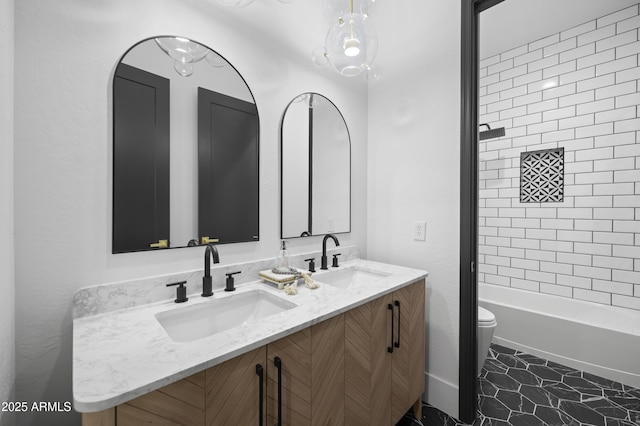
top-left (479, 283), bottom-right (640, 389)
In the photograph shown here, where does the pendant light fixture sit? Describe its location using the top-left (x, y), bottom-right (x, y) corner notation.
top-left (313, 0), bottom-right (382, 80)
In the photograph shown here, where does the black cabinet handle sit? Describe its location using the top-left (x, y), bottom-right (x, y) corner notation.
top-left (274, 357), bottom-right (282, 426)
top-left (394, 300), bottom-right (401, 349)
top-left (387, 303), bottom-right (394, 353)
top-left (256, 364), bottom-right (264, 426)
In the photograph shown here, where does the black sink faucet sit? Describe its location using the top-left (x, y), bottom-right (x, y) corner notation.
top-left (321, 234), bottom-right (340, 270)
top-left (202, 244), bottom-right (219, 297)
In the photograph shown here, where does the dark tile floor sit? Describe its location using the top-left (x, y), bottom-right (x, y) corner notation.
top-left (397, 343), bottom-right (640, 426)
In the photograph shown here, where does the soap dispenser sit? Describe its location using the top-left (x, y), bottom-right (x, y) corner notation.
top-left (275, 240), bottom-right (290, 269)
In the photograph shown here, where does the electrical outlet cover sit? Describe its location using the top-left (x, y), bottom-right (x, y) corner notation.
top-left (413, 221), bottom-right (426, 241)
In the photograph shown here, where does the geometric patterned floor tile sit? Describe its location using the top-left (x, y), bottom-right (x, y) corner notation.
top-left (396, 343), bottom-right (640, 426)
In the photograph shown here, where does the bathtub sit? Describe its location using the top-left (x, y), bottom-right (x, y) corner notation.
top-left (479, 283), bottom-right (640, 389)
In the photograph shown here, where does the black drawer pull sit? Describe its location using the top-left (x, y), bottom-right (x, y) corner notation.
top-left (394, 300), bottom-right (401, 349)
top-left (256, 364), bottom-right (264, 426)
top-left (387, 303), bottom-right (394, 353)
top-left (274, 357), bottom-right (282, 426)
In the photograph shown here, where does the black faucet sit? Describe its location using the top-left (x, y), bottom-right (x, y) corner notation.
top-left (321, 234), bottom-right (340, 270)
top-left (202, 244), bottom-right (219, 297)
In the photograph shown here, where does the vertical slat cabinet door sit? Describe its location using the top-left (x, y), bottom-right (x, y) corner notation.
top-left (408, 280), bottom-right (426, 408)
top-left (371, 294), bottom-right (394, 426)
top-left (345, 295), bottom-right (392, 426)
top-left (116, 372), bottom-right (205, 426)
top-left (113, 63), bottom-right (170, 253)
top-left (267, 328), bottom-right (312, 426)
top-left (198, 87), bottom-right (259, 244)
top-left (205, 346), bottom-right (266, 426)
top-left (391, 280), bottom-right (426, 423)
top-left (311, 314), bottom-right (345, 425)
top-left (344, 302), bottom-right (373, 426)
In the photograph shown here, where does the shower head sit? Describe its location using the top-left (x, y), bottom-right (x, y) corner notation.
top-left (479, 123), bottom-right (506, 141)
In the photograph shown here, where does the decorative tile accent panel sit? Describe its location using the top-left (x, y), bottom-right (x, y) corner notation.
top-left (478, 3), bottom-right (640, 311)
top-left (520, 148), bottom-right (565, 203)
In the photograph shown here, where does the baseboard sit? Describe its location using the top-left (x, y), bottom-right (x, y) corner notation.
top-left (422, 371), bottom-right (459, 420)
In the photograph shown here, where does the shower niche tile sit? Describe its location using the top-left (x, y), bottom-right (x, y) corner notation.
top-left (520, 148), bottom-right (564, 203)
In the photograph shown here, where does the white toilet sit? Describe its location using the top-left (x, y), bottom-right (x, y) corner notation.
top-left (477, 306), bottom-right (497, 375)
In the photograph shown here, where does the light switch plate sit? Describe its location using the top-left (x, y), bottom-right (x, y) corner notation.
top-left (413, 221), bottom-right (426, 241)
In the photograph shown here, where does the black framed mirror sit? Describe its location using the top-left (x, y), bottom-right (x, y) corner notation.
top-left (280, 93), bottom-right (350, 239)
top-left (112, 36), bottom-right (259, 253)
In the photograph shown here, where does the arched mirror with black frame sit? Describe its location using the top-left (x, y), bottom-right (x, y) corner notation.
top-left (460, 0), bottom-right (505, 423)
top-left (112, 36), bottom-right (259, 254)
top-left (280, 93), bottom-right (351, 239)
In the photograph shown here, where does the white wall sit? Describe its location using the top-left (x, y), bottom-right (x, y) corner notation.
top-left (0, 0), bottom-right (15, 425)
top-left (478, 4), bottom-right (640, 310)
top-left (14, 1), bottom-right (367, 424)
top-left (480, 0), bottom-right (640, 60)
top-left (367, 0), bottom-right (461, 419)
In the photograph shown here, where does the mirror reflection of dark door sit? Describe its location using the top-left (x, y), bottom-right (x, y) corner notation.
top-left (113, 64), bottom-right (170, 253)
top-left (198, 87), bottom-right (259, 244)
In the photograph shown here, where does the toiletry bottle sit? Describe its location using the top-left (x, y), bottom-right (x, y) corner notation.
top-left (276, 240), bottom-right (290, 269)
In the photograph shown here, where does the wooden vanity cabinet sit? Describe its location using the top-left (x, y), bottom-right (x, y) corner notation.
top-left (205, 346), bottom-right (266, 426)
top-left (266, 313), bottom-right (345, 426)
top-left (207, 313), bottom-right (344, 425)
top-left (84, 314), bottom-right (344, 426)
top-left (82, 280), bottom-right (424, 426)
top-left (116, 371), bottom-right (206, 426)
top-left (345, 279), bottom-right (426, 425)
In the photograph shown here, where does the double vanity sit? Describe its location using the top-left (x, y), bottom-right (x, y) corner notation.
top-left (93, 34), bottom-right (428, 426)
top-left (74, 255), bottom-right (427, 426)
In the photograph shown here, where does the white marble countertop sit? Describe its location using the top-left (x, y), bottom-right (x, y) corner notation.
top-left (72, 259), bottom-right (427, 412)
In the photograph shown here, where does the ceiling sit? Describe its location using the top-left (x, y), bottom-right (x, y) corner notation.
top-left (480, 0), bottom-right (640, 60)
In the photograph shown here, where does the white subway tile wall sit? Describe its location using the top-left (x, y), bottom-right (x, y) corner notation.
top-left (479, 4), bottom-right (640, 311)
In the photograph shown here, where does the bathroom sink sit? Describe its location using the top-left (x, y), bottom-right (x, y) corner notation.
top-left (155, 290), bottom-right (297, 343)
top-left (316, 266), bottom-right (390, 289)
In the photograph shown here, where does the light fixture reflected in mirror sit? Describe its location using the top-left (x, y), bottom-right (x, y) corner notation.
top-left (155, 37), bottom-right (209, 77)
top-left (293, 93), bottom-right (320, 108)
top-left (314, 0), bottom-right (382, 80)
top-left (205, 50), bottom-right (227, 68)
top-left (155, 38), bottom-right (229, 77)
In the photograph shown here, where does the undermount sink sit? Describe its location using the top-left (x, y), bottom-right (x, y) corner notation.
top-left (316, 266), bottom-right (390, 289)
top-left (155, 290), bottom-right (297, 343)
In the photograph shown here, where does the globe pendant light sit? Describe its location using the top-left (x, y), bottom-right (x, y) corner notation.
top-left (324, 9), bottom-right (378, 77)
top-left (315, 0), bottom-right (381, 79)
